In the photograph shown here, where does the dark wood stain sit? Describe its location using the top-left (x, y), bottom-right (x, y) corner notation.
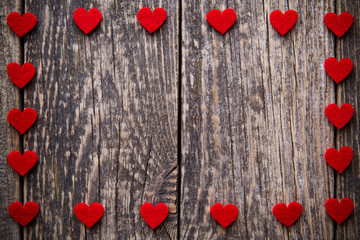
top-left (0, 0), bottom-right (358, 239)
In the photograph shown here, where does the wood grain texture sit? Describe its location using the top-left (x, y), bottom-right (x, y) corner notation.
top-left (0, 1), bottom-right (21, 239)
top-left (335, 0), bottom-right (360, 239)
top-left (1, 0), bottom-right (360, 239)
top-left (180, 0), bottom-right (336, 239)
top-left (22, 0), bottom-right (178, 239)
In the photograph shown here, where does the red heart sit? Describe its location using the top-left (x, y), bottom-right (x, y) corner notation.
top-left (7, 12), bottom-right (37, 37)
top-left (74, 202), bottom-right (104, 228)
top-left (7, 63), bottom-right (36, 89)
top-left (7, 151), bottom-right (38, 176)
top-left (325, 146), bottom-right (353, 173)
top-left (206, 9), bottom-right (237, 35)
top-left (140, 202), bottom-right (168, 229)
top-left (325, 198), bottom-right (354, 224)
top-left (8, 201), bottom-right (39, 226)
top-left (210, 203), bottom-right (238, 228)
top-left (325, 104), bottom-right (354, 130)
top-left (7, 108), bottom-right (38, 134)
top-left (137, 8), bottom-right (167, 34)
top-left (270, 10), bottom-right (298, 36)
top-left (73, 8), bottom-right (102, 34)
top-left (324, 12), bottom-right (354, 37)
top-left (272, 202), bottom-right (303, 227)
top-left (324, 58), bottom-right (353, 84)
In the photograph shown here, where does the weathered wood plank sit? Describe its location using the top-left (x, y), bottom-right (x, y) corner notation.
top-left (180, 0), bottom-right (335, 239)
top-left (0, 1), bottom-right (22, 239)
top-left (22, 0), bottom-right (178, 239)
top-left (99, 1), bottom-right (179, 239)
top-left (2, 0), bottom-right (360, 239)
top-left (335, 1), bottom-right (360, 239)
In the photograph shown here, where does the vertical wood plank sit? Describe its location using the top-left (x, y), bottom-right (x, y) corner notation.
top-left (335, 1), bottom-right (360, 239)
top-left (22, 0), bottom-right (178, 239)
top-left (0, 1), bottom-right (22, 239)
top-left (181, 0), bottom-right (335, 239)
top-left (100, 1), bottom-right (179, 239)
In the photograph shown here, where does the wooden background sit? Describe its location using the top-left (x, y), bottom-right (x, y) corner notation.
top-left (0, 0), bottom-right (359, 239)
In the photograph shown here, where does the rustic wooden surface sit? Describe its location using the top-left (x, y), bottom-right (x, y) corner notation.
top-left (0, 0), bottom-right (359, 239)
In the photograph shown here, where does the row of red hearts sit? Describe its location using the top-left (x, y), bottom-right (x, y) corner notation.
top-left (8, 199), bottom-right (354, 229)
top-left (7, 8), bottom-right (354, 37)
top-left (320, 5), bottom-right (356, 234)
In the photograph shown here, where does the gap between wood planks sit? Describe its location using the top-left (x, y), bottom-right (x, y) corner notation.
top-left (177, 1), bottom-right (183, 239)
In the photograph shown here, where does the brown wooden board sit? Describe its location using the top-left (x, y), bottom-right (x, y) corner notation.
top-left (335, 0), bottom-right (360, 239)
top-left (180, 0), bottom-right (338, 239)
top-left (0, 1), bottom-right (21, 239)
top-left (1, 0), bottom-right (360, 239)
top-left (22, 0), bottom-right (178, 239)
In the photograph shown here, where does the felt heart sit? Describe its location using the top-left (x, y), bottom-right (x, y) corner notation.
top-left (325, 198), bottom-right (354, 224)
top-left (7, 63), bottom-right (36, 89)
top-left (8, 201), bottom-right (39, 226)
top-left (140, 202), bottom-right (168, 229)
top-left (324, 12), bottom-right (354, 37)
top-left (325, 146), bottom-right (353, 173)
top-left (7, 151), bottom-right (38, 176)
top-left (137, 8), bottom-right (167, 34)
top-left (324, 58), bottom-right (353, 84)
top-left (270, 10), bottom-right (298, 36)
top-left (272, 202), bottom-right (303, 227)
top-left (74, 202), bottom-right (104, 228)
top-left (7, 12), bottom-right (37, 37)
top-left (206, 9), bottom-right (237, 34)
top-left (325, 104), bottom-right (354, 130)
top-left (210, 203), bottom-right (238, 228)
top-left (7, 108), bottom-right (38, 134)
top-left (73, 8), bottom-right (102, 34)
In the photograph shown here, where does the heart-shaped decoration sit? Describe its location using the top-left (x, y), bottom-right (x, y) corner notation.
top-left (73, 8), bottom-right (102, 34)
top-left (137, 8), bottom-right (167, 34)
top-left (7, 108), bottom-right (37, 134)
top-left (272, 202), bottom-right (303, 227)
top-left (325, 198), bottom-right (354, 224)
top-left (325, 104), bottom-right (354, 130)
top-left (7, 63), bottom-right (36, 89)
top-left (210, 203), bottom-right (238, 228)
top-left (270, 10), bottom-right (298, 35)
top-left (206, 9), bottom-right (237, 34)
top-left (7, 151), bottom-right (38, 176)
top-left (324, 58), bottom-right (353, 84)
top-left (325, 146), bottom-right (353, 173)
top-left (74, 202), bottom-right (104, 227)
top-left (8, 201), bottom-right (39, 226)
top-left (324, 12), bottom-right (354, 37)
top-left (7, 12), bottom-right (37, 37)
top-left (140, 202), bottom-right (168, 229)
